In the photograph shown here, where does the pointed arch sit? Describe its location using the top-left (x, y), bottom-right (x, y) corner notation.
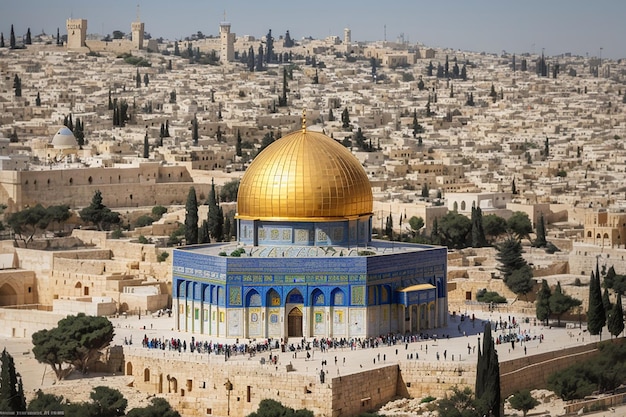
top-left (331, 288), bottom-right (346, 306)
top-left (266, 288), bottom-right (281, 307)
top-left (311, 288), bottom-right (325, 306)
top-left (245, 289), bottom-right (262, 307)
top-left (0, 283), bottom-right (18, 306)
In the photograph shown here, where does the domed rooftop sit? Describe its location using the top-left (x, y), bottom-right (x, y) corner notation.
top-left (51, 127), bottom-right (77, 149)
top-left (237, 128), bottom-right (373, 221)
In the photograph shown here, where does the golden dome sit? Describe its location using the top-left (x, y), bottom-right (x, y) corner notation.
top-left (237, 129), bottom-right (373, 221)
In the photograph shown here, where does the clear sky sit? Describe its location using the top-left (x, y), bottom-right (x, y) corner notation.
top-left (2, 0), bottom-right (624, 60)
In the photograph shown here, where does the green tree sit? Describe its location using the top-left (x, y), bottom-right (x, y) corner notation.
top-left (602, 287), bottom-right (612, 322)
top-left (508, 390), bottom-right (539, 417)
top-left (143, 131), bottom-right (149, 158)
top-left (219, 179), bottom-right (240, 202)
top-left (236, 130), bottom-right (243, 157)
top-left (27, 390), bottom-right (65, 412)
top-left (184, 187), bottom-right (199, 245)
top-left (47, 204), bottom-right (71, 235)
top-left (135, 69), bottom-right (141, 88)
top-left (496, 237), bottom-right (533, 296)
top-left (341, 107), bottom-right (350, 129)
top-left (328, 108), bottom-right (335, 122)
top-left (476, 322), bottom-right (501, 417)
top-left (35, 91), bottom-right (41, 106)
top-left (408, 216), bottom-right (424, 238)
top-left (127, 397), bottom-right (181, 417)
top-left (437, 211), bottom-right (471, 249)
top-left (7, 204), bottom-right (50, 247)
top-left (13, 74), bottom-right (21, 97)
top-left (0, 348), bottom-right (26, 412)
top-left (587, 269), bottom-right (606, 338)
top-left (207, 179), bottom-right (223, 242)
top-left (191, 115), bottom-right (199, 145)
top-left (385, 214), bottom-right (393, 239)
top-left (507, 211), bottom-right (533, 240)
top-left (421, 183), bottom-right (429, 198)
top-left (483, 214), bottom-right (507, 244)
top-left (199, 220), bottom-right (209, 244)
top-left (10, 25), bottom-right (16, 49)
top-left (89, 386), bottom-right (127, 417)
top-left (32, 314), bottom-right (114, 379)
top-left (536, 279), bottom-right (552, 325)
top-left (151, 205), bottom-right (167, 219)
top-left (608, 295), bottom-right (624, 338)
top-left (436, 386), bottom-right (482, 417)
top-left (549, 282), bottom-right (581, 326)
top-left (79, 190), bottom-right (121, 231)
top-left (247, 398), bottom-right (313, 417)
top-left (412, 109), bottom-right (424, 138)
top-left (534, 213), bottom-right (547, 247)
top-left (143, 73), bottom-right (149, 87)
top-left (471, 206), bottom-right (488, 248)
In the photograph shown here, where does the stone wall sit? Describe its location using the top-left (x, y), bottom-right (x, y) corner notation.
top-left (123, 348), bottom-right (333, 417)
top-left (0, 307), bottom-right (64, 338)
top-left (118, 339), bottom-right (626, 417)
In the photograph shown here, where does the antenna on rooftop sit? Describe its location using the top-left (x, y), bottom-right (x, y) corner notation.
top-left (223, 10), bottom-right (227, 22)
top-left (384, 24), bottom-right (386, 42)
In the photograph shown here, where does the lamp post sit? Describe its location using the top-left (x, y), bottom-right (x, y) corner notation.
top-left (224, 379), bottom-right (233, 416)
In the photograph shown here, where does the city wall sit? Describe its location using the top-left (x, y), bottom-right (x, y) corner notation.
top-left (118, 339), bottom-right (624, 417)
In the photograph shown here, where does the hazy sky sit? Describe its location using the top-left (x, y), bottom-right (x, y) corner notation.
top-left (2, 0), bottom-right (624, 59)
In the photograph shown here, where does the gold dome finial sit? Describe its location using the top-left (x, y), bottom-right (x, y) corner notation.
top-left (301, 108), bottom-right (307, 133)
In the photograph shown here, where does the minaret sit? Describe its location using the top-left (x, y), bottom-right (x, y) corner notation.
top-left (131, 5), bottom-right (144, 50)
top-left (220, 22), bottom-right (235, 64)
top-left (343, 28), bottom-right (351, 45)
top-left (219, 17), bottom-right (235, 64)
top-left (66, 18), bottom-right (87, 50)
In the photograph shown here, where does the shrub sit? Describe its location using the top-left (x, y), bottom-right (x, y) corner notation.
top-left (476, 289), bottom-right (507, 304)
top-left (138, 235), bottom-right (149, 244)
top-left (111, 229), bottom-right (123, 239)
top-left (134, 215), bottom-right (154, 228)
top-left (157, 252), bottom-right (169, 262)
top-left (230, 248), bottom-right (245, 257)
top-left (151, 205), bottom-right (167, 219)
top-left (420, 396), bottom-right (436, 403)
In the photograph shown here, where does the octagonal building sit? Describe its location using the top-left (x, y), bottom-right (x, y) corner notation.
top-left (173, 125), bottom-right (448, 340)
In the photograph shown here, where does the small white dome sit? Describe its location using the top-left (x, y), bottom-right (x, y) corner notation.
top-left (51, 127), bottom-right (77, 149)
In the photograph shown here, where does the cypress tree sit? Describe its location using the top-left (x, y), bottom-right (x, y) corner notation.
top-left (184, 187), bottom-right (199, 245)
top-left (608, 295), bottom-right (624, 338)
top-left (207, 178), bottom-right (219, 240)
top-left (199, 220), bottom-right (209, 244)
top-left (476, 322), bottom-right (501, 417)
top-left (471, 206), bottom-right (487, 248)
top-left (165, 120), bottom-right (170, 137)
top-left (602, 287), bottom-right (612, 322)
top-left (13, 75), bottom-right (21, 97)
top-left (56, 28), bottom-right (60, 45)
top-left (534, 213), bottom-right (547, 247)
top-left (25, 28), bottom-right (31, 45)
top-left (10, 25), bottom-right (16, 49)
top-left (236, 130), bottom-right (242, 157)
top-left (0, 348), bottom-right (26, 412)
top-left (192, 115), bottom-right (199, 145)
top-left (587, 269), bottom-right (606, 338)
top-left (1, 32), bottom-right (4, 48)
top-left (136, 69), bottom-right (141, 88)
top-left (536, 279), bottom-right (552, 325)
top-left (35, 91), bottom-right (41, 106)
top-left (143, 131), bottom-right (149, 158)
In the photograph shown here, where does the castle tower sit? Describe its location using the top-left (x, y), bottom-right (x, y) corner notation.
top-left (220, 21), bottom-right (235, 63)
top-left (66, 19), bottom-right (87, 50)
top-left (131, 21), bottom-right (145, 50)
top-left (344, 27), bottom-right (351, 44)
